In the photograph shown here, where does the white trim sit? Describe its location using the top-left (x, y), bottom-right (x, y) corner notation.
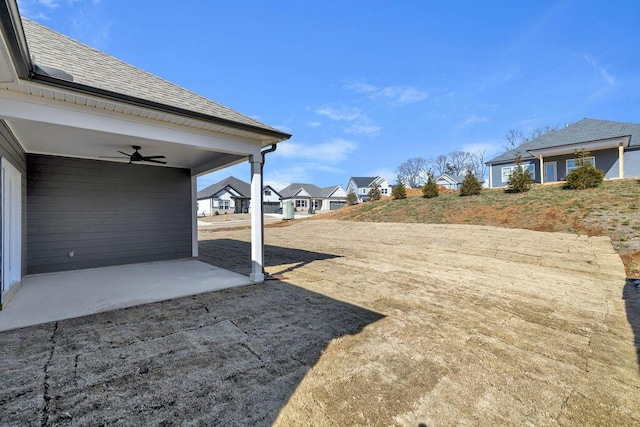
top-left (2, 158), bottom-right (22, 293)
top-left (249, 156), bottom-right (264, 283)
top-left (191, 176), bottom-right (198, 257)
top-left (3, 80), bottom-right (286, 144)
top-left (528, 136), bottom-right (630, 157)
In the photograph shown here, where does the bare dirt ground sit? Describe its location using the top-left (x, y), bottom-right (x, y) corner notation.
top-left (2, 220), bottom-right (640, 426)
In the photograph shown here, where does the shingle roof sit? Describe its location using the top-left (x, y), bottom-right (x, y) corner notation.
top-left (488, 118), bottom-right (640, 164)
top-left (320, 185), bottom-right (341, 198)
top-left (197, 176), bottom-right (250, 199)
top-left (21, 19), bottom-right (287, 136)
top-left (278, 183), bottom-right (323, 199)
top-left (350, 177), bottom-right (376, 187)
top-left (437, 173), bottom-right (485, 184)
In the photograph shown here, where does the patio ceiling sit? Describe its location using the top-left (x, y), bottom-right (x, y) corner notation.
top-left (5, 116), bottom-right (248, 173)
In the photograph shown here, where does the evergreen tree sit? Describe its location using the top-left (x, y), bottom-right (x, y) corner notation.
top-left (506, 153), bottom-right (534, 193)
top-left (368, 183), bottom-right (382, 201)
top-left (346, 189), bottom-right (358, 205)
top-left (392, 178), bottom-right (407, 199)
top-left (459, 169), bottom-right (482, 196)
top-left (422, 174), bottom-right (439, 198)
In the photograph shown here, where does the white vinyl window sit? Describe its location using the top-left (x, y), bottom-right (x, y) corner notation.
top-left (501, 164), bottom-right (535, 183)
top-left (295, 199), bottom-right (308, 208)
top-left (566, 157), bottom-right (595, 174)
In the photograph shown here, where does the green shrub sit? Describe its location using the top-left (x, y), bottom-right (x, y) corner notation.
top-left (392, 180), bottom-right (407, 199)
top-left (422, 175), bottom-right (439, 198)
top-left (506, 155), bottom-right (534, 193)
top-left (368, 183), bottom-right (382, 201)
top-left (346, 190), bottom-right (358, 205)
top-left (214, 210), bottom-right (219, 216)
top-left (565, 152), bottom-right (604, 190)
top-left (459, 171), bottom-right (482, 196)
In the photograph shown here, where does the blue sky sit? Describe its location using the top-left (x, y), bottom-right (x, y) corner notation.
top-left (18, 0), bottom-right (640, 191)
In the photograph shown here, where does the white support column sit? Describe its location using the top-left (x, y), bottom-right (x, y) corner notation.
top-left (619, 143), bottom-right (625, 179)
top-left (191, 176), bottom-right (198, 257)
top-left (250, 154), bottom-right (265, 283)
top-left (539, 155), bottom-right (544, 184)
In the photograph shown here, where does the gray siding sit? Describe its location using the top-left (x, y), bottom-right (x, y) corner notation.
top-left (490, 159), bottom-right (540, 188)
top-left (625, 147), bottom-right (640, 178)
top-left (27, 155), bottom-right (192, 274)
top-left (0, 121), bottom-right (27, 283)
top-left (490, 147), bottom-right (624, 187)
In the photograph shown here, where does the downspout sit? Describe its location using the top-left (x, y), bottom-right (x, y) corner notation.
top-left (260, 144), bottom-right (278, 276)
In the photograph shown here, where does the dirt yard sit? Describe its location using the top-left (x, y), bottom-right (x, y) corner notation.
top-left (2, 220), bottom-right (639, 425)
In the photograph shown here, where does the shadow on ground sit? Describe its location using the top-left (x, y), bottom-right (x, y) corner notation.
top-left (623, 278), bottom-right (640, 371)
top-left (198, 238), bottom-right (340, 277)
top-left (0, 278), bottom-right (383, 425)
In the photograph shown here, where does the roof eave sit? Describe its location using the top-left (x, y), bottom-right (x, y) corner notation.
top-left (30, 73), bottom-right (291, 143)
top-left (0, 0), bottom-right (33, 79)
top-left (527, 136), bottom-right (630, 157)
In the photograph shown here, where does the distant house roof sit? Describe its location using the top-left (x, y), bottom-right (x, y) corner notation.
top-left (349, 177), bottom-right (377, 187)
top-left (197, 176), bottom-right (250, 199)
top-left (488, 118), bottom-right (640, 164)
top-left (279, 183), bottom-right (344, 199)
top-left (263, 185), bottom-right (281, 197)
top-left (437, 173), bottom-right (485, 185)
top-left (320, 185), bottom-right (342, 198)
top-left (19, 19), bottom-right (289, 140)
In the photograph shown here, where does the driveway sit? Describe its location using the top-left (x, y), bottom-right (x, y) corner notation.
top-left (2, 220), bottom-right (639, 426)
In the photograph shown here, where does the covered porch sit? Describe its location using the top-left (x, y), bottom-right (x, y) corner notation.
top-left (0, 3), bottom-right (291, 310)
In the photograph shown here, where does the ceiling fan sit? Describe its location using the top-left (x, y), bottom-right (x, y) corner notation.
top-left (111, 145), bottom-right (167, 164)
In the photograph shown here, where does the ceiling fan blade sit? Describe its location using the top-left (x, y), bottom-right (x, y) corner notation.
top-left (144, 159), bottom-right (167, 164)
top-left (117, 151), bottom-right (132, 157)
top-left (142, 155), bottom-right (166, 159)
top-left (99, 156), bottom-right (129, 159)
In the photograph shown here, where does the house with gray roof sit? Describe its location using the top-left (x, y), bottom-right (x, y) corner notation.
top-left (278, 183), bottom-right (347, 212)
top-left (0, 1), bottom-right (290, 308)
top-left (486, 118), bottom-right (640, 188)
top-left (347, 176), bottom-right (393, 203)
top-left (436, 172), bottom-right (486, 190)
top-left (197, 176), bottom-right (251, 215)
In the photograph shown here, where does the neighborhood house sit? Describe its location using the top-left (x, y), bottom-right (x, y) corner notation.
top-left (0, 3), bottom-right (290, 309)
top-left (278, 183), bottom-right (347, 212)
top-left (197, 176), bottom-right (251, 215)
top-left (486, 119), bottom-right (640, 188)
top-left (347, 176), bottom-right (393, 203)
top-left (435, 172), bottom-right (486, 190)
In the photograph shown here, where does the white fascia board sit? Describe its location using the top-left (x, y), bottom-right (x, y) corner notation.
top-left (0, 89), bottom-right (264, 157)
top-left (527, 136), bottom-right (630, 157)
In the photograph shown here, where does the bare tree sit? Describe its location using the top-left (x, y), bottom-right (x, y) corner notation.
top-left (530, 125), bottom-right (558, 140)
top-left (430, 154), bottom-right (449, 176)
top-left (396, 157), bottom-right (429, 188)
top-left (447, 150), bottom-right (474, 175)
top-left (468, 148), bottom-right (488, 177)
top-left (503, 125), bottom-right (558, 154)
top-left (503, 129), bottom-right (525, 153)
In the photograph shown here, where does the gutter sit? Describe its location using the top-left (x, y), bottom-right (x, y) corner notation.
top-left (31, 73), bottom-right (292, 142)
top-left (259, 144), bottom-right (278, 275)
top-left (0, 0), bottom-right (34, 79)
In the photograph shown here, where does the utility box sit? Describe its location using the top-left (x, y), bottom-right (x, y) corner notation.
top-left (282, 200), bottom-right (295, 220)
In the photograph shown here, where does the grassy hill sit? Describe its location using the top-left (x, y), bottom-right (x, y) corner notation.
top-left (318, 179), bottom-right (640, 277)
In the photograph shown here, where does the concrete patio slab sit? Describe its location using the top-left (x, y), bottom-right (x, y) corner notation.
top-left (0, 259), bottom-right (251, 332)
